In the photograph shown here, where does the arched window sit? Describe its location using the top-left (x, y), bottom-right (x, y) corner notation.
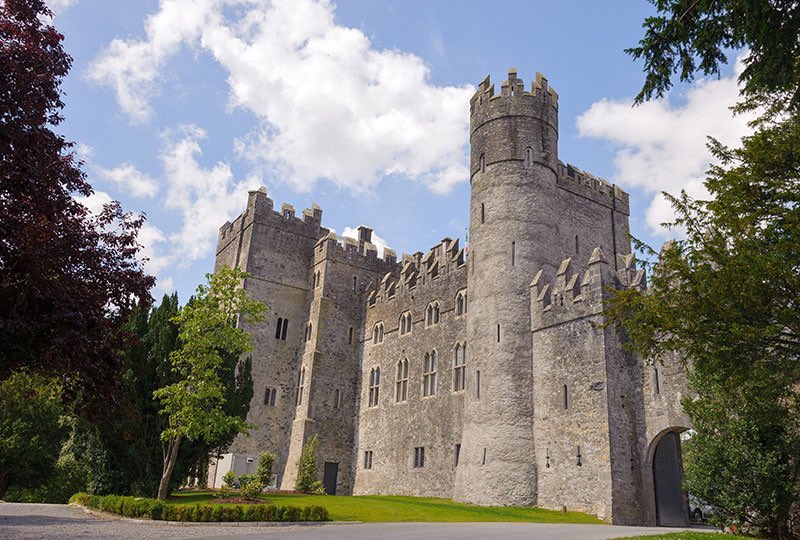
top-left (426, 304), bottom-right (433, 326)
top-left (373, 322), bottom-right (384, 344)
top-left (455, 291), bottom-right (467, 316)
top-left (525, 146), bottom-right (533, 168)
top-left (296, 368), bottom-right (305, 406)
top-left (453, 343), bottom-right (465, 392)
top-left (399, 312), bottom-right (412, 335)
top-left (396, 359), bottom-right (409, 403)
top-left (423, 351), bottom-right (437, 397)
top-left (368, 366), bottom-right (380, 407)
top-left (433, 303), bottom-right (440, 324)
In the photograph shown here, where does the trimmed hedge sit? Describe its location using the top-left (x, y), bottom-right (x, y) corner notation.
top-left (69, 493), bottom-right (329, 522)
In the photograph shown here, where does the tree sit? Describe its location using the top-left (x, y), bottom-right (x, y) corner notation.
top-left (295, 435), bottom-right (323, 494)
top-left (619, 5), bottom-right (800, 537)
top-left (153, 267), bottom-right (266, 500)
top-left (256, 452), bottom-right (276, 487)
top-left (627, 0), bottom-right (800, 117)
top-left (0, 371), bottom-right (66, 499)
top-left (0, 0), bottom-right (154, 398)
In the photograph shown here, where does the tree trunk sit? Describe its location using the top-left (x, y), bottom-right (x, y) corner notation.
top-left (157, 436), bottom-right (181, 500)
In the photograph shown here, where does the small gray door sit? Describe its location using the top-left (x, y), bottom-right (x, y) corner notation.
top-left (323, 462), bottom-right (338, 495)
top-left (653, 432), bottom-right (687, 526)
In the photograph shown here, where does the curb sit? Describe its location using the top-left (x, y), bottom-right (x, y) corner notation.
top-left (72, 503), bottom-right (361, 527)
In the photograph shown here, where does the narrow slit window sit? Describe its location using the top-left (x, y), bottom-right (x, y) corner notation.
top-left (334, 388), bottom-right (342, 409)
top-left (497, 324), bottom-right (500, 342)
top-left (275, 317), bottom-right (283, 339)
top-left (575, 235), bottom-right (580, 254)
top-left (480, 203), bottom-right (485, 224)
top-left (482, 447), bottom-right (487, 465)
top-left (511, 241), bottom-right (516, 266)
top-left (476, 370), bottom-right (481, 399)
top-left (525, 146), bottom-right (533, 168)
top-left (348, 327), bottom-right (354, 345)
top-left (563, 384), bottom-right (569, 409)
top-left (654, 368), bottom-right (660, 395)
top-left (281, 318), bottom-right (289, 340)
top-left (479, 153), bottom-right (485, 173)
top-left (352, 276), bottom-right (357, 291)
top-left (454, 444), bottom-right (461, 467)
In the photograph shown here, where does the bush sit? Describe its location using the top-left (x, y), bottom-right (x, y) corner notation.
top-left (240, 478), bottom-right (263, 500)
top-left (238, 473), bottom-right (255, 487)
top-left (256, 452), bottom-right (275, 486)
top-left (222, 470), bottom-right (236, 488)
top-left (68, 492), bottom-right (328, 522)
top-left (295, 435), bottom-right (321, 494)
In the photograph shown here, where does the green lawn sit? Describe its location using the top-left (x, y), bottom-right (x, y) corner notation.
top-left (614, 533), bottom-right (726, 539)
top-left (169, 491), bottom-right (604, 524)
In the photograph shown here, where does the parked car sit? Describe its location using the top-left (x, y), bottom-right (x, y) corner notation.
top-left (688, 495), bottom-right (715, 521)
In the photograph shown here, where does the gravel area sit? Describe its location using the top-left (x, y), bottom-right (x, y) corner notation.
top-left (0, 502), bottom-right (704, 540)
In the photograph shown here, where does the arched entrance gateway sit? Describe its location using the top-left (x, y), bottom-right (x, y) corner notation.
top-left (648, 428), bottom-right (690, 526)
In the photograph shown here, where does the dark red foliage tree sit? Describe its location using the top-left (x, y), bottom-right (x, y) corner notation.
top-left (0, 0), bottom-right (154, 397)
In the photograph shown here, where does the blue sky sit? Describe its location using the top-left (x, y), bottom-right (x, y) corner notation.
top-left (50, 0), bottom-right (752, 302)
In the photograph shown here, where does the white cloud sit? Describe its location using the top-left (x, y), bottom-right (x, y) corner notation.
top-left (96, 163), bottom-right (159, 198)
top-left (49, 0), bottom-right (78, 16)
top-left (75, 190), bottom-right (113, 215)
top-left (576, 55), bottom-right (756, 235)
top-left (161, 125), bottom-right (261, 261)
top-left (342, 226), bottom-right (391, 258)
top-left (89, 0), bottom-right (472, 193)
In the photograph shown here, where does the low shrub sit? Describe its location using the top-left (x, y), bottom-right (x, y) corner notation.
top-left (240, 478), bottom-right (263, 500)
top-left (222, 471), bottom-right (236, 488)
top-left (68, 492), bottom-right (329, 523)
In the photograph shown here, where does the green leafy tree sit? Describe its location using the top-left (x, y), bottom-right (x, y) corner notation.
top-left (295, 435), bottom-right (324, 494)
top-left (619, 5), bottom-right (800, 537)
top-left (0, 371), bottom-right (66, 499)
top-left (256, 452), bottom-right (276, 487)
top-left (627, 0), bottom-right (800, 118)
top-left (154, 267), bottom-right (266, 500)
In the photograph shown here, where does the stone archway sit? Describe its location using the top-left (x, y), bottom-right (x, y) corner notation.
top-left (649, 429), bottom-right (689, 526)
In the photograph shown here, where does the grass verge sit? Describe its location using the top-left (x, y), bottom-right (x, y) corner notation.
top-left (170, 491), bottom-right (604, 524)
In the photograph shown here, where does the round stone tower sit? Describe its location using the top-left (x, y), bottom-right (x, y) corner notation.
top-left (453, 68), bottom-right (561, 506)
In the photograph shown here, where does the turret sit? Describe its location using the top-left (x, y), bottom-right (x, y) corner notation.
top-left (454, 69), bottom-right (563, 506)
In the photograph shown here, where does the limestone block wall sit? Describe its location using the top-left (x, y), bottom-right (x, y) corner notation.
top-left (281, 232), bottom-right (398, 494)
top-left (354, 239), bottom-right (467, 497)
top-left (215, 189), bottom-right (326, 488)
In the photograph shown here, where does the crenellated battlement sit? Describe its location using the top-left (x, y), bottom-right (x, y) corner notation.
top-left (470, 68), bottom-right (559, 132)
top-left (217, 187), bottom-right (325, 246)
top-left (364, 236), bottom-right (466, 307)
top-left (312, 232), bottom-right (399, 279)
top-left (530, 247), bottom-right (645, 330)
top-left (556, 161), bottom-right (630, 214)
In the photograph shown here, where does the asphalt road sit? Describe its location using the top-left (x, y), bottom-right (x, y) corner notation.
top-left (0, 503), bottom-right (706, 540)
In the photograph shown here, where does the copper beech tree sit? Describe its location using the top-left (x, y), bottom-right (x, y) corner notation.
top-left (0, 0), bottom-right (154, 397)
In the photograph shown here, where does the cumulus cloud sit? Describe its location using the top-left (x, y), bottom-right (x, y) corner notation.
top-left (95, 163), bottom-right (159, 198)
top-left (75, 189), bottom-right (113, 215)
top-left (49, 0), bottom-right (78, 16)
top-left (342, 226), bottom-right (391, 258)
top-left (88, 0), bottom-right (472, 193)
top-left (576, 55), bottom-right (756, 234)
top-left (161, 125), bottom-right (261, 261)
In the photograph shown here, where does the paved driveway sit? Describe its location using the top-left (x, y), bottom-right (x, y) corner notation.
top-left (0, 503), bottom-right (702, 540)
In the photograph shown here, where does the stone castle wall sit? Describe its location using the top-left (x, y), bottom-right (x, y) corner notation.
top-left (213, 69), bottom-right (691, 526)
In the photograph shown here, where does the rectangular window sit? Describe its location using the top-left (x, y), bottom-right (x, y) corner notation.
top-left (334, 388), bottom-right (342, 409)
top-left (275, 317), bottom-right (283, 339)
top-left (413, 446), bottom-right (425, 468)
top-left (295, 369), bottom-right (305, 406)
top-left (396, 360), bottom-right (409, 403)
top-left (364, 450), bottom-right (373, 469)
top-left (454, 444), bottom-right (461, 467)
top-left (264, 387), bottom-right (277, 406)
top-left (453, 344), bottom-right (465, 392)
top-left (368, 367), bottom-right (380, 407)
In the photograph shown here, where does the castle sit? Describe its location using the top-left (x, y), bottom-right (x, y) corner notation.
top-left (212, 69), bottom-right (691, 526)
